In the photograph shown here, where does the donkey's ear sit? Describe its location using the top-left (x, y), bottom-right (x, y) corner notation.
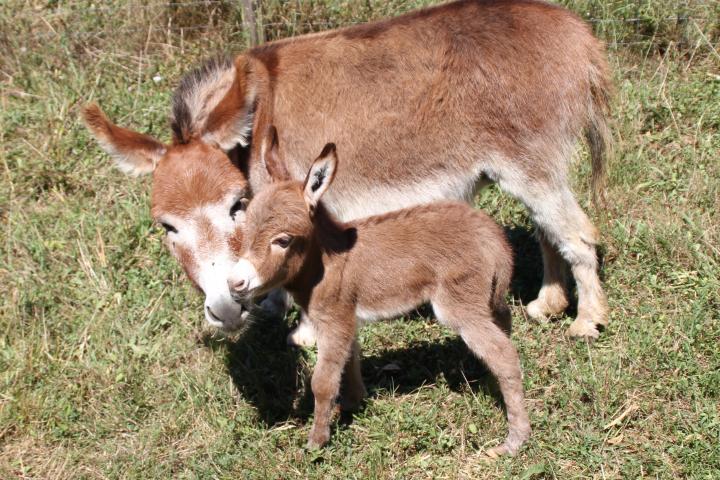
top-left (303, 143), bottom-right (338, 210)
top-left (261, 125), bottom-right (290, 181)
top-left (82, 104), bottom-right (166, 176)
top-left (202, 56), bottom-right (255, 151)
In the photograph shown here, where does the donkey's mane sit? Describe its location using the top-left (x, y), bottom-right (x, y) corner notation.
top-left (171, 57), bottom-right (236, 143)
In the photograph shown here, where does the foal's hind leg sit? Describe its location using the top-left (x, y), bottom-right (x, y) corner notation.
top-left (433, 300), bottom-right (531, 456)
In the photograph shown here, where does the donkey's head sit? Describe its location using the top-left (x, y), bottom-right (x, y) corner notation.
top-left (227, 126), bottom-right (337, 301)
top-left (83, 57), bottom-right (258, 331)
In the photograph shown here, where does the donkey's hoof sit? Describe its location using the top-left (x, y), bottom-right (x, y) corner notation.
top-left (526, 295), bottom-right (568, 323)
top-left (525, 300), bottom-right (550, 323)
top-left (287, 321), bottom-right (317, 347)
top-left (566, 317), bottom-right (601, 340)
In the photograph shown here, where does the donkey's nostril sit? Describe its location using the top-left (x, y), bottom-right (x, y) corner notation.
top-left (206, 306), bottom-right (224, 324)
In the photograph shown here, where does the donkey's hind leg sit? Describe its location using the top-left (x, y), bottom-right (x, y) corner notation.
top-left (526, 231), bottom-right (570, 321)
top-left (433, 299), bottom-right (530, 457)
top-left (497, 164), bottom-right (608, 339)
top-left (340, 339), bottom-right (367, 411)
top-left (287, 312), bottom-right (317, 347)
top-left (509, 182), bottom-right (608, 339)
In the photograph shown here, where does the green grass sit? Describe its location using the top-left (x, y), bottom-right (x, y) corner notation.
top-left (1, 1), bottom-right (719, 478)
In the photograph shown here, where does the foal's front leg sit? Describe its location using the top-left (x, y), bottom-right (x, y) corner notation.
top-left (307, 317), bottom-right (355, 448)
top-left (340, 339), bottom-right (366, 411)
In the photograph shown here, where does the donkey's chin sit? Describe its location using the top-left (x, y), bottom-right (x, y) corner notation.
top-left (204, 299), bottom-right (251, 332)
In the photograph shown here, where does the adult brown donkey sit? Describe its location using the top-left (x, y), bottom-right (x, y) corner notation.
top-left (84, 0), bottom-right (612, 339)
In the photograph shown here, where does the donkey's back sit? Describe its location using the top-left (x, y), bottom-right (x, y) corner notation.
top-left (257, 0), bottom-right (610, 204)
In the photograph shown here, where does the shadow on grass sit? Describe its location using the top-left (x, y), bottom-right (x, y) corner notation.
top-left (202, 224), bottom-right (599, 426)
top-left (203, 321), bottom-right (504, 427)
top-left (200, 315), bottom-right (312, 426)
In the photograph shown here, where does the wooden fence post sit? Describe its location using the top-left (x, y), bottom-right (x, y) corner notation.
top-left (240, 0), bottom-right (263, 47)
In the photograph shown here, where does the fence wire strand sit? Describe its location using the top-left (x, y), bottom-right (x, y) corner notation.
top-left (9, 1), bottom-right (719, 55)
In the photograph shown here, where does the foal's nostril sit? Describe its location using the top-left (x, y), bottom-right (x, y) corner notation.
top-left (228, 278), bottom-right (246, 292)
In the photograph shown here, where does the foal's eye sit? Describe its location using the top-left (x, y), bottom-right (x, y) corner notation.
top-left (230, 198), bottom-right (249, 220)
top-left (160, 222), bottom-right (178, 234)
top-left (272, 234), bottom-right (293, 249)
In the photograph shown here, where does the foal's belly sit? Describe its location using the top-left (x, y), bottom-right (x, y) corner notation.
top-left (355, 303), bottom-right (419, 324)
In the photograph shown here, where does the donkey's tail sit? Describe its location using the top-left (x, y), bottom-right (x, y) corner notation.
top-left (585, 42), bottom-right (613, 206)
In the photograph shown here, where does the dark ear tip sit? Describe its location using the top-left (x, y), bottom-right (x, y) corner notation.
top-left (319, 142), bottom-right (336, 157)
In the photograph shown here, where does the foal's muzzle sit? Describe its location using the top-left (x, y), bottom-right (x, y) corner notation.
top-left (228, 279), bottom-right (252, 304)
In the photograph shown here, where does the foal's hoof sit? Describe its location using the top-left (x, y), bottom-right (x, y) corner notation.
top-left (287, 321), bottom-right (317, 347)
top-left (566, 317), bottom-right (601, 340)
top-left (306, 430), bottom-right (330, 450)
top-left (483, 443), bottom-right (515, 459)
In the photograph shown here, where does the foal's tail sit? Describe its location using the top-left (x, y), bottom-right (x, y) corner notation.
top-left (585, 41), bottom-right (614, 206)
top-left (491, 243), bottom-right (514, 335)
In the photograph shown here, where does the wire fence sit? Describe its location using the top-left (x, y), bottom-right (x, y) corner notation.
top-left (5, 0), bottom-right (720, 60)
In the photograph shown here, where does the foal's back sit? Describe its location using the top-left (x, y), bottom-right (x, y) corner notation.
top-left (332, 202), bottom-right (512, 318)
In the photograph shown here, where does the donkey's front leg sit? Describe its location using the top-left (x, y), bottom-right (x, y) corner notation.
top-left (287, 312), bottom-right (317, 347)
top-left (307, 322), bottom-right (355, 449)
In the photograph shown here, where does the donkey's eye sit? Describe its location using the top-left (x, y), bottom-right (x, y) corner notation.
top-left (272, 234), bottom-right (293, 249)
top-left (230, 198), bottom-right (249, 220)
top-left (160, 222), bottom-right (177, 234)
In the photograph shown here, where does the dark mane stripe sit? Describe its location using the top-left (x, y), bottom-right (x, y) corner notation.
top-left (171, 56), bottom-right (234, 144)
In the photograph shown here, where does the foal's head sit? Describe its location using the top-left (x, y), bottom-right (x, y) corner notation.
top-left (227, 126), bottom-right (338, 300)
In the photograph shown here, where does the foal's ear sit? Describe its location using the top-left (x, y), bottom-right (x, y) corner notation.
top-left (82, 104), bottom-right (166, 176)
top-left (261, 125), bottom-right (290, 181)
top-left (303, 143), bottom-right (338, 210)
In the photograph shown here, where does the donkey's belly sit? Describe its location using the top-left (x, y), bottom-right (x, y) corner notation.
top-left (325, 168), bottom-right (488, 222)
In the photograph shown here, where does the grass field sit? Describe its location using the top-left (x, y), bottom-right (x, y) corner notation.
top-left (1, 0), bottom-right (719, 478)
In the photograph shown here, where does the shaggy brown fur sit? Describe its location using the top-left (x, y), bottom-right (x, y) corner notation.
top-left (83, 0), bottom-right (613, 339)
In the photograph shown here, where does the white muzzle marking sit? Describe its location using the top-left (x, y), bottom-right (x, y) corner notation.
top-left (199, 257), bottom-right (249, 331)
top-left (228, 258), bottom-right (263, 298)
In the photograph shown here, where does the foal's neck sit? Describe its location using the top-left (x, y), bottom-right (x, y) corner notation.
top-left (312, 203), bottom-right (355, 255)
top-left (284, 203), bottom-right (356, 309)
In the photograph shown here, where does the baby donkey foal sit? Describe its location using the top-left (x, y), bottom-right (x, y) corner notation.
top-left (227, 127), bottom-right (531, 456)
